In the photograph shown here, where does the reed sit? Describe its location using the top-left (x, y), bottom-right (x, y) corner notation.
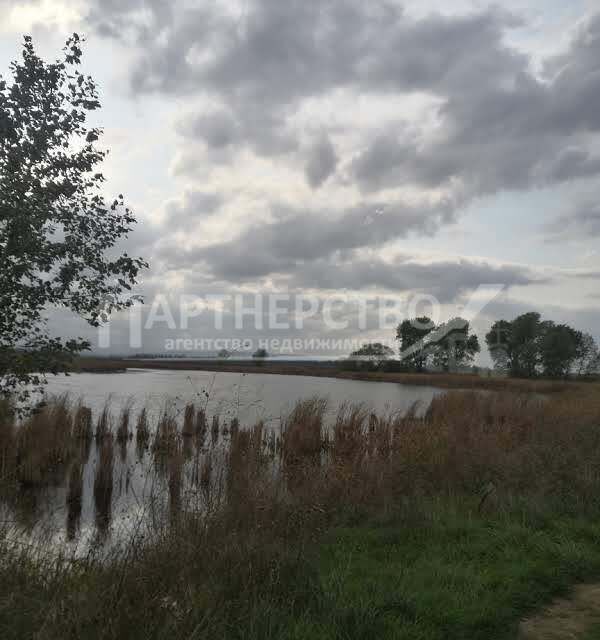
top-left (0, 398), bottom-right (15, 482)
top-left (2, 386), bottom-right (600, 640)
top-left (135, 408), bottom-right (150, 445)
top-left (73, 405), bottom-right (93, 441)
top-left (182, 403), bottom-right (195, 438)
top-left (94, 437), bottom-right (114, 534)
top-left (95, 403), bottom-right (112, 442)
top-left (195, 408), bottom-right (207, 442)
top-left (116, 403), bottom-right (132, 443)
top-left (153, 411), bottom-right (180, 455)
top-left (282, 397), bottom-right (327, 467)
top-left (15, 396), bottom-right (74, 487)
top-left (211, 415), bottom-right (220, 443)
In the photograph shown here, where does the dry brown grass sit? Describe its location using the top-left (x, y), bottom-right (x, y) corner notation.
top-left (15, 397), bottom-right (74, 487)
top-left (95, 403), bottom-right (112, 442)
top-left (73, 405), bottom-right (93, 441)
top-left (0, 399), bottom-right (15, 482)
top-left (182, 404), bottom-right (195, 438)
top-left (2, 384), bottom-right (600, 543)
top-left (2, 384), bottom-right (600, 640)
top-left (116, 403), bottom-right (132, 443)
top-left (135, 407), bottom-right (150, 445)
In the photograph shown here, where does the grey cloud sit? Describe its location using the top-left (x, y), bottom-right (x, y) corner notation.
top-left (161, 198), bottom-right (459, 281)
top-left (176, 104), bottom-right (297, 158)
top-left (88, 2), bottom-right (600, 195)
top-left (305, 135), bottom-right (338, 188)
top-left (351, 12), bottom-right (600, 195)
top-left (285, 256), bottom-right (545, 303)
top-left (164, 190), bottom-right (224, 230)
top-left (546, 199), bottom-right (600, 241)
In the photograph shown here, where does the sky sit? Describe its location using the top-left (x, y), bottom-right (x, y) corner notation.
top-left (1, 0), bottom-right (599, 361)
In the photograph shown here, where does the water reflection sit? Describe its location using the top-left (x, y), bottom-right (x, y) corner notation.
top-left (1, 374), bottom-right (441, 554)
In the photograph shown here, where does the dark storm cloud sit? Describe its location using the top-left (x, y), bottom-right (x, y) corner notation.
top-left (305, 135), bottom-right (338, 188)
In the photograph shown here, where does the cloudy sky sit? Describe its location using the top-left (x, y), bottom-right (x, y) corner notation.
top-left (2, 0), bottom-right (599, 359)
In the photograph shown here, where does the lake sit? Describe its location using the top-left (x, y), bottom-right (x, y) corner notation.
top-left (43, 368), bottom-right (442, 427)
top-left (2, 370), bottom-right (443, 553)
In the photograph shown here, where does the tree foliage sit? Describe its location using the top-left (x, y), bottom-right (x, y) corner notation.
top-left (0, 35), bottom-right (147, 401)
top-left (351, 343), bottom-right (394, 359)
top-left (396, 317), bottom-right (479, 372)
top-left (396, 316), bottom-right (436, 372)
top-left (486, 312), bottom-right (597, 379)
top-left (430, 318), bottom-right (480, 372)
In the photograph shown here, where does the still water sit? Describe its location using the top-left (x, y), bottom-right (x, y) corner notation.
top-left (2, 370), bottom-right (442, 553)
top-left (43, 368), bottom-right (442, 427)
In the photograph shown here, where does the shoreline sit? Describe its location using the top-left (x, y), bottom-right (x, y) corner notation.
top-left (75, 358), bottom-right (585, 394)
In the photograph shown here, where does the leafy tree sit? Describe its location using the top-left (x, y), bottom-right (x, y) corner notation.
top-left (0, 35), bottom-right (147, 402)
top-left (509, 312), bottom-right (542, 377)
top-left (396, 316), bottom-right (436, 372)
top-left (252, 349), bottom-right (269, 360)
top-left (574, 332), bottom-right (599, 376)
top-left (350, 343), bottom-right (394, 369)
top-left (538, 323), bottom-right (582, 379)
top-left (431, 318), bottom-right (480, 372)
top-left (486, 312), bottom-right (594, 379)
top-left (351, 343), bottom-right (394, 359)
top-left (485, 319), bottom-right (512, 373)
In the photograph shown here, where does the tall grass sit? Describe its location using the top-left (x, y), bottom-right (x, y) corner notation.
top-left (1, 386), bottom-right (600, 639)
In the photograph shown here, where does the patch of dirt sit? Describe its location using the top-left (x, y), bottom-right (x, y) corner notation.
top-left (520, 585), bottom-right (600, 639)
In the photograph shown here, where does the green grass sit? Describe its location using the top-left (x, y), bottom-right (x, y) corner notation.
top-left (285, 504), bottom-right (600, 640)
top-left (2, 501), bottom-right (600, 639)
top-left (584, 624), bottom-right (600, 639)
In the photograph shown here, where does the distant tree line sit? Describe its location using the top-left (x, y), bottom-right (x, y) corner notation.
top-left (346, 316), bottom-right (480, 373)
top-left (486, 312), bottom-right (599, 379)
top-left (345, 312), bottom-right (598, 379)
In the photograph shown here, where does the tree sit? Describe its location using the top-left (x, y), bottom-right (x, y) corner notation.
top-left (509, 312), bottom-right (542, 377)
top-left (217, 349), bottom-right (231, 359)
top-left (350, 343), bottom-right (394, 369)
top-left (486, 312), bottom-right (594, 379)
top-left (252, 349), bottom-right (269, 360)
top-left (351, 343), bottom-right (394, 359)
top-left (431, 318), bottom-right (480, 372)
top-left (396, 317), bottom-right (436, 372)
top-left (0, 35), bottom-right (147, 402)
top-left (485, 319), bottom-right (512, 373)
top-left (574, 333), bottom-right (599, 376)
top-left (538, 323), bottom-right (582, 379)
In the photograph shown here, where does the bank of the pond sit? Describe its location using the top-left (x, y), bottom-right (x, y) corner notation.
top-left (75, 357), bottom-right (585, 394)
top-left (2, 386), bottom-right (600, 638)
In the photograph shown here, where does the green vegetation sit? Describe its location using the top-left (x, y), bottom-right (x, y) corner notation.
top-left (2, 387), bottom-right (600, 638)
top-left (396, 316), bottom-right (480, 373)
top-left (486, 312), bottom-right (599, 379)
top-left (0, 35), bottom-right (146, 404)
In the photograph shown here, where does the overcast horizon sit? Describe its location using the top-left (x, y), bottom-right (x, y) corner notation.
top-left (2, 0), bottom-right (599, 362)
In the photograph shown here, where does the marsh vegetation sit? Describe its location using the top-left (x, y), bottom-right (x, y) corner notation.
top-left (1, 385), bottom-right (600, 638)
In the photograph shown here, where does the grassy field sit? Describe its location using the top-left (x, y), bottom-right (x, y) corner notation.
top-left (1, 385), bottom-right (600, 638)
